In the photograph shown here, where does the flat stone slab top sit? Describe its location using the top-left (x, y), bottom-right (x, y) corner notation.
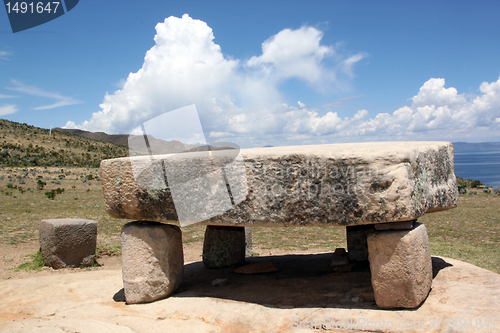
top-left (100, 141), bottom-right (458, 227)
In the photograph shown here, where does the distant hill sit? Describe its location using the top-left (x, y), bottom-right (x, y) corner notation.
top-left (54, 128), bottom-right (130, 146)
top-left (0, 119), bottom-right (128, 168)
top-left (452, 141), bottom-right (500, 149)
top-left (54, 127), bottom-right (235, 154)
top-left (55, 127), bottom-right (192, 154)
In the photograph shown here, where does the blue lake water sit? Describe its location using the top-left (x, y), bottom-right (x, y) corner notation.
top-left (454, 148), bottom-right (500, 187)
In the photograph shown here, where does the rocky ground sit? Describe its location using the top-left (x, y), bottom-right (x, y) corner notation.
top-left (1, 240), bottom-right (499, 333)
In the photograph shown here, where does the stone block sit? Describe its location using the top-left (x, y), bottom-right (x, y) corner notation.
top-left (100, 141), bottom-right (458, 227)
top-left (203, 226), bottom-right (245, 268)
top-left (367, 222), bottom-right (432, 309)
top-left (331, 248), bottom-right (349, 267)
top-left (39, 219), bottom-right (97, 269)
top-left (346, 225), bottom-right (374, 262)
top-left (121, 222), bottom-right (183, 304)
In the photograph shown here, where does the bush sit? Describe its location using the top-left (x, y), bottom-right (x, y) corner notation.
top-left (471, 180), bottom-right (482, 188)
top-left (493, 186), bottom-right (500, 195)
top-left (458, 185), bottom-right (467, 194)
top-left (45, 188), bottom-right (64, 200)
top-left (37, 179), bottom-right (46, 190)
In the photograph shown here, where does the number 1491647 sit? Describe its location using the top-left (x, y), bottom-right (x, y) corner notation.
top-left (5, 2), bottom-right (60, 14)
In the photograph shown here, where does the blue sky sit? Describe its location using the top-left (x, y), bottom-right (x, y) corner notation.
top-left (1, 1), bottom-right (500, 147)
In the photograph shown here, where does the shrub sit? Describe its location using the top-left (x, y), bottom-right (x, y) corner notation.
top-left (458, 185), bottom-right (467, 194)
top-left (44, 188), bottom-right (64, 200)
top-left (37, 179), bottom-right (46, 190)
top-left (471, 180), bottom-right (482, 188)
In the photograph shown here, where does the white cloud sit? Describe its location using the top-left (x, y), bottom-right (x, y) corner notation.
top-left (0, 104), bottom-right (17, 116)
top-left (0, 50), bottom-right (12, 61)
top-left (67, 14), bottom-right (365, 141)
top-left (247, 26), bottom-right (365, 93)
top-left (351, 77), bottom-right (500, 141)
top-left (67, 14), bottom-right (499, 146)
top-left (6, 80), bottom-right (82, 110)
top-left (411, 78), bottom-right (467, 107)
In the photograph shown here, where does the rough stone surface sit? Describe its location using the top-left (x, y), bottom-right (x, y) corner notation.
top-left (367, 222), bottom-right (432, 309)
top-left (374, 220), bottom-right (414, 230)
top-left (100, 141), bottom-right (458, 227)
top-left (121, 222), bottom-right (183, 304)
top-left (39, 219), bottom-right (97, 269)
top-left (202, 226), bottom-right (245, 268)
top-left (346, 225), bottom-right (374, 262)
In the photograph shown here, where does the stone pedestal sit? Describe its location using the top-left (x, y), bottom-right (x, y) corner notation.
top-left (346, 225), bottom-right (374, 262)
top-left (121, 222), bottom-right (183, 304)
top-left (203, 226), bottom-right (246, 268)
top-left (39, 219), bottom-right (97, 269)
top-left (367, 222), bottom-right (432, 309)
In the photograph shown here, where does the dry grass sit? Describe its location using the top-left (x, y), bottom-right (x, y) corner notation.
top-left (420, 192), bottom-right (500, 273)
top-left (1, 166), bottom-right (499, 273)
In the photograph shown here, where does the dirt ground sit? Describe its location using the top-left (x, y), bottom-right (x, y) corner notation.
top-left (0, 239), bottom-right (329, 281)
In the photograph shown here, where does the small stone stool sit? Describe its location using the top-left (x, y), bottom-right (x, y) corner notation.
top-left (367, 222), bottom-right (432, 309)
top-left (39, 219), bottom-right (97, 269)
top-left (121, 221), bottom-right (183, 304)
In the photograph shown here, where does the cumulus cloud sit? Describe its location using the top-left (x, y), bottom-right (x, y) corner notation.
top-left (341, 77), bottom-right (500, 141)
top-left (0, 104), bottom-right (17, 116)
top-left (65, 14), bottom-right (365, 142)
top-left (7, 80), bottom-right (82, 110)
top-left (66, 14), bottom-right (499, 146)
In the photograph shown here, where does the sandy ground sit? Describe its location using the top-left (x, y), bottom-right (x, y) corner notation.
top-left (0, 239), bottom-right (325, 281)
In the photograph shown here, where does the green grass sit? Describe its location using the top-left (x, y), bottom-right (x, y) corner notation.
top-left (16, 249), bottom-right (44, 271)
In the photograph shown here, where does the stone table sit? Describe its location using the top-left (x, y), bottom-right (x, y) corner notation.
top-left (100, 141), bottom-right (458, 307)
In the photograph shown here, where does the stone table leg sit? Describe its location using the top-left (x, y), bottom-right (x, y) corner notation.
top-left (203, 225), bottom-right (246, 268)
top-left (346, 224), bottom-right (374, 262)
top-left (367, 222), bottom-right (432, 309)
top-left (121, 221), bottom-right (183, 304)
